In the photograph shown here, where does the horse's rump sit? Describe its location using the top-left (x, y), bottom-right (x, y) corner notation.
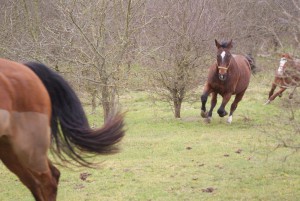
top-left (0, 58), bottom-right (51, 115)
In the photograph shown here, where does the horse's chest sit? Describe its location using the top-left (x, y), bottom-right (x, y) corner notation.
top-left (210, 83), bottom-right (230, 95)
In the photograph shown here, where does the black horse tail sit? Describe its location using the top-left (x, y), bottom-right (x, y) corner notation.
top-left (24, 62), bottom-right (125, 167)
top-left (245, 54), bottom-right (257, 74)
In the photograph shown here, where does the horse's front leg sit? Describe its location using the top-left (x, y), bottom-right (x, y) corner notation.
top-left (200, 85), bottom-right (211, 118)
top-left (205, 92), bottom-right (217, 123)
top-left (217, 93), bottom-right (232, 117)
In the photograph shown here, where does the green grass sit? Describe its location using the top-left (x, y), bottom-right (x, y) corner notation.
top-left (1, 73), bottom-right (300, 201)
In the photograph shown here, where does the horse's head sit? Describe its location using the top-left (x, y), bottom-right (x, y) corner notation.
top-left (215, 39), bottom-right (233, 81)
top-left (277, 53), bottom-right (293, 76)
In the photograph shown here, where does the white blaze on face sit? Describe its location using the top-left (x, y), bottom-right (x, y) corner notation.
top-left (221, 51), bottom-right (226, 63)
top-left (278, 57), bottom-right (287, 75)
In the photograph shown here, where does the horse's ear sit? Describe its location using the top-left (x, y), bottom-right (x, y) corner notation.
top-left (215, 39), bottom-right (221, 49)
top-left (280, 53), bottom-right (292, 59)
top-left (227, 39), bottom-right (233, 49)
top-left (286, 53), bottom-right (292, 59)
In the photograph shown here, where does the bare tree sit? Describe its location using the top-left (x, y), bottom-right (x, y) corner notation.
top-left (1, 0), bottom-right (300, 121)
top-left (42, 0), bottom-right (145, 120)
top-left (0, 0), bottom-right (44, 60)
top-left (264, 0), bottom-right (300, 49)
top-left (141, 0), bottom-right (206, 118)
top-left (142, 0), bottom-right (245, 118)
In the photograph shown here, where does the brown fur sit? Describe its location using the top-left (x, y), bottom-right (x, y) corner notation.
top-left (0, 58), bottom-right (55, 200)
top-left (201, 40), bottom-right (252, 123)
top-left (266, 53), bottom-right (300, 104)
top-left (0, 58), bottom-right (125, 201)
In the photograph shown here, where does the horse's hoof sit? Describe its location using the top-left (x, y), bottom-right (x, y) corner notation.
top-left (201, 110), bottom-right (208, 118)
top-left (227, 116), bottom-right (232, 124)
top-left (204, 117), bottom-right (212, 123)
top-left (264, 100), bottom-right (271, 105)
top-left (219, 111), bottom-right (228, 117)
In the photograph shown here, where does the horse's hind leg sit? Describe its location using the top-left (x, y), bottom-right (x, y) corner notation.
top-left (0, 143), bottom-right (57, 201)
top-left (48, 160), bottom-right (61, 186)
top-left (266, 87), bottom-right (286, 104)
top-left (227, 90), bottom-right (246, 124)
top-left (8, 112), bottom-right (59, 201)
top-left (268, 83), bottom-right (277, 99)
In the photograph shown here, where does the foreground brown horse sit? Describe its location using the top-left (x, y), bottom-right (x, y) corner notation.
top-left (201, 40), bottom-right (254, 123)
top-left (0, 58), bottom-right (125, 201)
top-left (265, 53), bottom-right (300, 104)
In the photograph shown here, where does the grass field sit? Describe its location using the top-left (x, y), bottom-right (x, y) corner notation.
top-left (1, 72), bottom-right (300, 201)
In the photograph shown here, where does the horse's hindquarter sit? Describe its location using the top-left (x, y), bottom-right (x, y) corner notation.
top-left (0, 59), bottom-right (51, 170)
top-left (0, 59), bottom-right (51, 115)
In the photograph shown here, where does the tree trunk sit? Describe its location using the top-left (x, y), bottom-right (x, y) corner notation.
top-left (101, 84), bottom-right (117, 122)
top-left (174, 100), bottom-right (182, 118)
top-left (101, 84), bottom-right (110, 122)
top-left (91, 89), bottom-right (97, 114)
top-left (173, 91), bottom-right (182, 118)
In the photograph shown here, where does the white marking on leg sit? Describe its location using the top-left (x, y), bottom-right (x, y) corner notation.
top-left (227, 115), bottom-right (232, 124)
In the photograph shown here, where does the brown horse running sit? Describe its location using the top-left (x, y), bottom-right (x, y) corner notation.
top-left (0, 58), bottom-right (125, 201)
top-left (201, 39), bottom-right (254, 123)
top-left (265, 53), bottom-right (300, 104)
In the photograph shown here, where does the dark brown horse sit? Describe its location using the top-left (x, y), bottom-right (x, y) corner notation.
top-left (201, 39), bottom-right (253, 123)
top-left (0, 58), bottom-right (125, 201)
top-left (265, 53), bottom-right (300, 104)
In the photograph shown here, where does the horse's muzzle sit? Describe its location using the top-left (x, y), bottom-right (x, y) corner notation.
top-left (219, 74), bottom-right (227, 81)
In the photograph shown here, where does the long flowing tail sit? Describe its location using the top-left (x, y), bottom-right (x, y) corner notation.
top-left (245, 54), bottom-right (257, 74)
top-left (24, 62), bottom-right (125, 166)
